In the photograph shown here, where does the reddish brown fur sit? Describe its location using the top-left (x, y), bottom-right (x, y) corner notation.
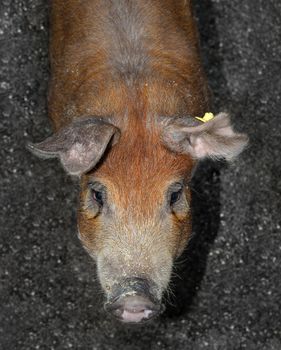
top-left (49, 0), bottom-right (210, 130)
top-left (48, 0), bottom-right (211, 299)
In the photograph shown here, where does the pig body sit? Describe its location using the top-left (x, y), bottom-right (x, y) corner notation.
top-left (29, 0), bottom-right (248, 323)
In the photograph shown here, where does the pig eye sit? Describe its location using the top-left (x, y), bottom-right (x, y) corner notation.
top-left (88, 182), bottom-right (105, 207)
top-left (170, 189), bottom-right (182, 206)
top-left (169, 183), bottom-right (184, 206)
top-left (92, 189), bottom-right (103, 206)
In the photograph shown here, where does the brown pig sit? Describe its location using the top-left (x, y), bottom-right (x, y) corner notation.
top-left (28, 0), bottom-right (248, 323)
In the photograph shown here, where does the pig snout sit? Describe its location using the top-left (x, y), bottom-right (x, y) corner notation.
top-left (104, 277), bottom-right (163, 323)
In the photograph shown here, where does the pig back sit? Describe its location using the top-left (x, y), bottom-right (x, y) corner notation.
top-left (48, 0), bottom-right (210, 131)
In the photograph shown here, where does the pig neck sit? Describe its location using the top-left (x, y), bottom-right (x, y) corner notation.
top-left (49, 74), bottom-right (210, 132)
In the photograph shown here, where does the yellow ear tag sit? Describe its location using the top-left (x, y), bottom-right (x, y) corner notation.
top-left (195, 112), bottom-right (215, 123)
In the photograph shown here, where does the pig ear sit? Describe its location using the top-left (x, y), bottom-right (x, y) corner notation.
top-left (162, 113), bottom-right (248, 160)
top-left (27, 118), bottom-right (120, 175)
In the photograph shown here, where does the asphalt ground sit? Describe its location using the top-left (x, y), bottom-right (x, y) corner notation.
top-left (0, 1), bottom-right (280, 349)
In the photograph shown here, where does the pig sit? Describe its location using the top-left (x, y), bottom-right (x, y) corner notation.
top-left (28, 0), bottom-right (248, 323)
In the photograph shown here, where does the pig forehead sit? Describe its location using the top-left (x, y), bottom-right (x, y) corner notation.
top-left (92, 139), bottom-right (194, 192)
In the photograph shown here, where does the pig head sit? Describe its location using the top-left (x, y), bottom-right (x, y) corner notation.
top-left (28, 112), bottom-right (248, 323)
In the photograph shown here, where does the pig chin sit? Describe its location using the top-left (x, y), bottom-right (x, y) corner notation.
top-left (96, 252), bottom-right (172, 323)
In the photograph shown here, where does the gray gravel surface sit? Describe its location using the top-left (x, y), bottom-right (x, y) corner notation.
top-left (0, 1), bottom-right (280, 349)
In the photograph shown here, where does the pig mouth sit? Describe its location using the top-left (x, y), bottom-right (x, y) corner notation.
top-left (104, 277), bottom-right (164, 324)
top-left (103, 277), bottom-right (165, 323)
top-left (105, 294), bottom-right (164, 324)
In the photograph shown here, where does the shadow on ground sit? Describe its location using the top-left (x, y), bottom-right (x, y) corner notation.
top-left (164, 159), bottom-right (223, 317)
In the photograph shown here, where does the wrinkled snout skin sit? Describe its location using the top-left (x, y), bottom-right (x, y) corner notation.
top-left (29, 0), bottom-right (248, 324)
